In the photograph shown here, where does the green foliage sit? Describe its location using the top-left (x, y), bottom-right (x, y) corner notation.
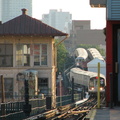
top-left (77, 44), bottom-right (105, 56)
top-left (55, 40), bottom-right (68, 73)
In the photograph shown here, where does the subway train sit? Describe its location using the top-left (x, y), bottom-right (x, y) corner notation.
top-left (87, 48), bottom-right (104, 61)
top-left (74, 48), bottom-right (89, 70)
top-left (70, 67), bottom-right (106, 96)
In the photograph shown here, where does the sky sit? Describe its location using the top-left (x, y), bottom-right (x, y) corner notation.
top-left (32, 0), bottom-right (106, 29)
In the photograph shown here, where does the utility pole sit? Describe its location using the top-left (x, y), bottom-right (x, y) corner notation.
top-left (97, 63), bottom-right (100, 108)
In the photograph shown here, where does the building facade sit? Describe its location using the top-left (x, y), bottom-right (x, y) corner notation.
top-left (106, 0), bottom-right (120, 106)
top-left (64, 20), bottom-right (106, 53)
top-left (0, 0), bottom-right (32, 23)
top-left (42, 9), bottom-right (72, 34)
top-left (90, 0), bottom-right (120, 106)
top-left (0, 9), bottom-right (68, 108)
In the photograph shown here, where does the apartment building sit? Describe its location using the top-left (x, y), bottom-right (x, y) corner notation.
top-left (42, 9), bottom-right (72, 34)
top-left (65, 20), bottom-right (106, 53)
top-left (0, 0), bottom-right (32, 23)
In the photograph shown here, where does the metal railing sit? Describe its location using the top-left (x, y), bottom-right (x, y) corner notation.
top-left (56, 93), bottom-right (82, 107)
top-left (0, 98), bottom-right (46, 120)
top-left (0, 93), bottom-right (82, 120)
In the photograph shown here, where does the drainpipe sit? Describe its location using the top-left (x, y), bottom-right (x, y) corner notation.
top-left (53, 35), bottom-right (69, 108)
top-left (55, 35), bottom-right (69, 47)
top-left (54, 35), bottom-right (69, 69)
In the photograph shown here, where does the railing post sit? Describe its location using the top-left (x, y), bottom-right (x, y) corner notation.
top-left (110, 72), bottom-right (113, 108)
top-left (1, 75), bottom-right (6, 119)
top-left (71, 77), bottom-right (74, 103)
top-left (23, 79), bottom-right (31, 117)
top-left (97, 62), bottom-right (100, 108)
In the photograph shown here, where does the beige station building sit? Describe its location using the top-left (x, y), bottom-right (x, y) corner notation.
top-left (0, 9), bottom-right (68, 108)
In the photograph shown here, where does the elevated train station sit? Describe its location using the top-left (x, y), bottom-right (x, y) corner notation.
top-left (88, 0), bottom-right (120, 119)
top-left (1, 0), bottom-right (120, 119)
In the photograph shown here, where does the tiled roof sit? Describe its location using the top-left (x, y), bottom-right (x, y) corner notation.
top-left (0, 9), bottom-right (68, 36)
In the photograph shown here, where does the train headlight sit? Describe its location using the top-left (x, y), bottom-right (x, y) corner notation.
top-left (100, 87), bottom-right (103, 90)
top-left (91, 87), bottom-right (94, 90)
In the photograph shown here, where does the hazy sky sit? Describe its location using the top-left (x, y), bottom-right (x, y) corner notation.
top-left (32, 0), bottom-right (106, 29)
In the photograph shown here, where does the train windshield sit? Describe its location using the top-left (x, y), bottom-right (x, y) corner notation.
top-left (89, 77), bottom-right (105, 87)
top-left (100, 78), bottom-right (105, 87)
top-left (89, 78), bottom-right (94, 87)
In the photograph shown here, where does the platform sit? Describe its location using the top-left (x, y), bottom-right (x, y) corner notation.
top-left (85, 106), bottom-right (120, 120)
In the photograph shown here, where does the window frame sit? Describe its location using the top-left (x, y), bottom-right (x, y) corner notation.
top-left (16, 44), bottom-right (30, 66)
top-left (16, 43), bottom-right (48, 67)
top-left (0, 78), bottom-right (13, 98)
top-left (0, 44), bottom-right (13, 67)
top-left (38, 78), bottom-right (49, 95)
top-left (33, 44), bottom-right (48, 66)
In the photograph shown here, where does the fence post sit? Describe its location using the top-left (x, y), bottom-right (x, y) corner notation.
top-left (1, 75), bottom-right (6, 119)
top-left (46, 96), bottom-right (52, 109)
top-left (71, 77), bottom-right (74, 103)
top-left (23, 79), bottom-right (31, 117)
top-left (97, 62), bottom-right (100, 108)
top-left (110, 73), bottom-right (113, 108)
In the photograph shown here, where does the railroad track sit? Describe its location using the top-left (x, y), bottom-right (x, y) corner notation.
top-left (24, 96), bottom-right (105, 120)
top-left (48, 97), bottom-right (97, 120)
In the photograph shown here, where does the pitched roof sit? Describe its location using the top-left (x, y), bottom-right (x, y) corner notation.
top-left (0, 9), bottom-right (68, 36)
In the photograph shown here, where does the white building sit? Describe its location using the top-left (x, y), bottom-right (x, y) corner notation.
top-left (42, 9), bottom-right (72, 34)
top-left (87, 58), bottom-right (106, 76)
top-left (0, 0), bottom-right (32, 23)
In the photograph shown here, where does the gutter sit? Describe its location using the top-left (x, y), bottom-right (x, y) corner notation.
top-left (54, 34), bottom-right (69, 72)
top-left (55, 35), bottom-right (69, 47)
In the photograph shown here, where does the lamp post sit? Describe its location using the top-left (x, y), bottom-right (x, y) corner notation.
top-left (17, 70), bottom-right (36, 117)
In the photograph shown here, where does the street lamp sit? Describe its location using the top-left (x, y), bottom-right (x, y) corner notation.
top-left (57, 72), bottom-right (63, 106)
top-left (17, 70), bottom-right (37, 117)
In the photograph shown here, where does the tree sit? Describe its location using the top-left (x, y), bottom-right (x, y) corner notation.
top-left (55, 40), bottom-right (68, 73)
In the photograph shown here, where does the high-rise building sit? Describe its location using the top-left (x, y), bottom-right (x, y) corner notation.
top-left (1, 0), bottom-right (32, 23)
top-left (0, 0), bottom-right (2, 21)
top-left (42, 9), bottom-right (72, 33)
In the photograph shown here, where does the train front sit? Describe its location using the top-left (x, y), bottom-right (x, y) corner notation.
top-left (88, 75), bottom-right (106, 96)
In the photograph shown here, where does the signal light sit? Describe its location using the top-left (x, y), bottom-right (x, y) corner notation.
top-left (96, 76), bottom-right (98, 79)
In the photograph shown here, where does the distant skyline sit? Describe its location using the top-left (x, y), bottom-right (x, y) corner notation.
top-left (32, 0), bottom-right (106, 29)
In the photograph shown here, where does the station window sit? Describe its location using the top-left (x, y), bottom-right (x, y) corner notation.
top-left (0, 78), bottom-right (13, 98)
top-left (38, 78), bottom-right (49, 95)
top-left (34, 44), bottom-right (47, 66)
top-left (0, 44), bottom-right (13, 67)
top-left (16, 44), bottom-right (30, 66)
top-left (16, 44), bottom-right (47, 66)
